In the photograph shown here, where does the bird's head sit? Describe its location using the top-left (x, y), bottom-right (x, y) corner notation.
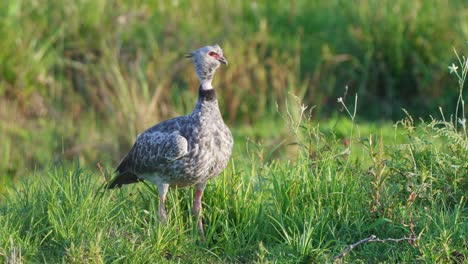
top-left (186, 44), bottom-right (228, 85)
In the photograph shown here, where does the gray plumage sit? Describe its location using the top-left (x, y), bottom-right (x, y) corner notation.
top-left (107, 44), bottom-right (232, 241)
top-left (110, 89), bottom-right (233, 188)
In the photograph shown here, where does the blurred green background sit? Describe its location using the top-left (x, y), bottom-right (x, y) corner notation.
top-left (0, 0), bottom-right (467, 186)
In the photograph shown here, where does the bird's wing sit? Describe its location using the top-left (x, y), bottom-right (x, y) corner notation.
top-left (117, 130), bottom-right (189, 174)
top-left (107, 117), bottom-right (190, 189)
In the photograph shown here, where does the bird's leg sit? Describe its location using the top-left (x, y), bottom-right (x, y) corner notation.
top-left (194, 182), bottom-right (207, 241)
top-left (158, 183), bottom-right (169, 224)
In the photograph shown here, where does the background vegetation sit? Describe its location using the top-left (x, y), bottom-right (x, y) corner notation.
top-left (0, 0), bottom-right (467, 262)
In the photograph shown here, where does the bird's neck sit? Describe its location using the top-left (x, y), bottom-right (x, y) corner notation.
top-left (199, 78), bottom-right (213, 91)
top-left (198, 84), bottom-right (216, 102)
top-left (192, 84), bottom-right (221, 119)
top-left (198, 78), bottom-right (217, 102)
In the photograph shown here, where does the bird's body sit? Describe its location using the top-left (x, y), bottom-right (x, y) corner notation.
top-left (107, 44), bottom-right (232, 241)
top-left (110, 88), bottom-right (233, 189)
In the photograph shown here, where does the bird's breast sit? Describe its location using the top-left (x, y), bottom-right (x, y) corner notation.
top-left (183, 120), bottom-right (232, 176)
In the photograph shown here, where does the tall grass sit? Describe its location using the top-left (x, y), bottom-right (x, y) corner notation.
top-left (0, 1), bottom-right (467, 261)
top-left (1, 102), bottom-right (466, 262)
top-left (1, 52), bottom-right (466, 262)
top-left (0, 0), bottom-right (467, 183)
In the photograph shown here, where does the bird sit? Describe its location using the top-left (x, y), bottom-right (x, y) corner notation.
top-left (107, 44), bottom-right (233, 241)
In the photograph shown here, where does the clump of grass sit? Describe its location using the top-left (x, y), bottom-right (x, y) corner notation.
top-left (1, 110), bottom-right (466, 263)
top-left (1, 0), bottom-right (467, 183)
top-left (0, 1), bottom-right (467, 262)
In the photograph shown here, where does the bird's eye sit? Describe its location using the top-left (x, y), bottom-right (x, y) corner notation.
top-left (208, 51), bottom-right (219, 59)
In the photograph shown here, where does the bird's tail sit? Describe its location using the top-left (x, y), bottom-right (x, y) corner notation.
top-left (106, 171), bottom-right (141, 189)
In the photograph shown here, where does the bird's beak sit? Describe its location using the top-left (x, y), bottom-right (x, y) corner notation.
top-left (185, 52), bottom-right (194, 58)
top-left (218, 56), bottom-right (228, 66)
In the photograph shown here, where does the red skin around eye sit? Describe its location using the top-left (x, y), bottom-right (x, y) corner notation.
top-left (208, 52), bottom-right (220, 59)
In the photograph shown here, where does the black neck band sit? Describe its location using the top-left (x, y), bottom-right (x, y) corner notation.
top-left (199, 86), bottom-right (216, 101)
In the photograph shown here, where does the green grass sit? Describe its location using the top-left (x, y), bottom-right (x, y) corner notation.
top-left (1, 0), bottom-right (467, 262)
top-left (1, 0), bottom-right (467, 183)
top-left (1, 58), bottom-right (467, 264)
top-left (1, 108), bottom-right (467, 262)
top-left (1, 81), bottom-right (467, 261)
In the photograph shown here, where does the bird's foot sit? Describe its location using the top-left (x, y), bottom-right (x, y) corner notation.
top-left (158, 205), bottom-right (167, 224)
top-left (198, 219), bottom-right (206, 242)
